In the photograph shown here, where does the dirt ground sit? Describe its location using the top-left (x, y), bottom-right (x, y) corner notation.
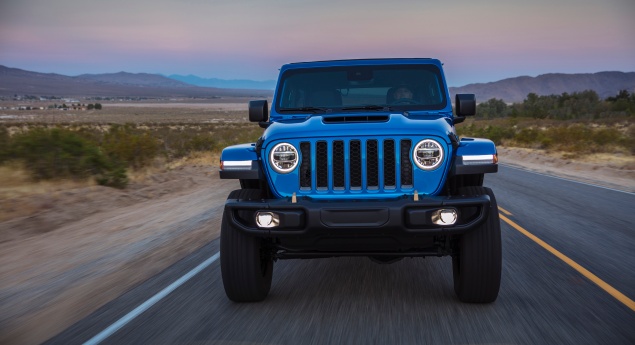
top-left (498, 147), bottom-right (635, 192)
top-left (0, 147), bottom-right (633, 344)
top-left (0, 163), bottom-right (240, 344)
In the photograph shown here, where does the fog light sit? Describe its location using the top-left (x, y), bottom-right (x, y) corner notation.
top-left (431, 208), bottom-right (458, 225)
top-left (256, 212), bottom-right (280, 228)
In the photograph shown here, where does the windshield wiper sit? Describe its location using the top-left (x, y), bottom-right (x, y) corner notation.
top-left (279, 106), bottom-right (330, 113)
top-left (341, 105), bottom-right (391, 111)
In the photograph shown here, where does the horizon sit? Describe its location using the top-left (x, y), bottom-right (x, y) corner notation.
top-left (1, 0), bottom-right (634, 87)
top-left (2, 63), bottom-right (635, 89)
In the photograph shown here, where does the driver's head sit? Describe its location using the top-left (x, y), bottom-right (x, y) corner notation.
top-left (393, 87), bottom-right (413, 100)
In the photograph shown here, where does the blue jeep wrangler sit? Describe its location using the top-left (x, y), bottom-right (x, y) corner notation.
top-left (219, 58), bottom-right (501, 303)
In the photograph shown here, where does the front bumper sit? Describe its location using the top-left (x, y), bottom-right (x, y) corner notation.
top-left (224, 194), bottom-right (491, 238)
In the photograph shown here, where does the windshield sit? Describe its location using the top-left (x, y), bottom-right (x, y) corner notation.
top-left (276, 64), bottom-right (447, 113)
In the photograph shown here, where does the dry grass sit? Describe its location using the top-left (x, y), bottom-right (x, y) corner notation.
top-left (125, 151), bottom-right (219, 184)
top-left (0, 164), bottom-right (96, 222)
top-left (459, 117), bottom-right (634, 155)
top-left (0, 164), bottom-right (94, 197)
top-left (0, 149), bottom-right (221, 223)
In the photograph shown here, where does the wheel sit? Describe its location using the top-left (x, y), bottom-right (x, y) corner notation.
top-left (452, 186), bottom-right (502, 303)
top-left (220, 189), bottom-right (273, 302)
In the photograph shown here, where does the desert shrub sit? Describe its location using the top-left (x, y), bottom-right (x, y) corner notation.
top-left (624, 126), bottom-right (635, 154)
top-left (458, 117), bottom-right (633, 154)
top-left (531, 124), bottom-right (629, 152)
top-left (481, 126), bottom-right (515, 145)
top-left (535, 125), bottom-right (628, 153)
top-left (8, 127), bottom-right (127, 187)
top-left (591, 128), bottom-right (620, 146)
top-left (187, 134), bottom-right (218, 152)
top-left (101, 124), bottom-right (160, 169)
top-left (457, 123), bottom-right (514, 145)
top-left (95, 165), bottom-right (128, 189)
top-left (514, 128), bottom-right (544, 146)
top-left (153, 123), bottom-right (261, 159)
top-left (156, 127), bottom-right (213, 158)
top-left (0, 126), bottom-right (9, 163)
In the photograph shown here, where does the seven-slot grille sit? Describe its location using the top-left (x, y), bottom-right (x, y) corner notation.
top-left (299, 139), bottom-right (413, 191)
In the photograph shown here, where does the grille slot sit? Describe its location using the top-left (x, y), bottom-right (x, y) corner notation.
top-left (316, 141), bottom-right (328, 189)
top-left (350, 140), bottom-right (362, 189)
top-left (295, 138), bottom-right (417, 192)
top-left (400, 139), bottom-right (413, 187)
top-left (383, 140), bottom-right (396, 188)
top-left (300, 142), bottom-right (311, 188)
top-left (332, 141), bottom-right (345, 189)
top-left (367, 140), bottom-right (379, 189)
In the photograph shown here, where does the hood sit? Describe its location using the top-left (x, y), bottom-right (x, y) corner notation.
top-left (261, 113), bottom-right (455, 146)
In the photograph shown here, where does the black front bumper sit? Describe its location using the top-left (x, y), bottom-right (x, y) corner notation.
top-left (224, 194), bottom-right (491, 239)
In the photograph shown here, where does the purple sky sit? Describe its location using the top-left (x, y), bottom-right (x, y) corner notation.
top-left (1, 0), bottom-right (634, 87)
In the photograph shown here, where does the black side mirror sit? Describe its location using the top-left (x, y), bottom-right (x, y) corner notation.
top-left (249, 100), bottom-right (269, 123)
top-left (455, 94), bottom-right (476, 116)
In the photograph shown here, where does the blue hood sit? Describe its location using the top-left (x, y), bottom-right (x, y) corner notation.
top-left (262, 113), bottom-right (455, 145)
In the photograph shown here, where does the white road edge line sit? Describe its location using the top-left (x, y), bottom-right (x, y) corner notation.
top-left (83, 252), bottom-right (220, 345)
top-left (499, 163), bottom-right (635, 195)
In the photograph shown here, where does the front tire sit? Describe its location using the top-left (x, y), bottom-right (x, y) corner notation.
top-left (220, 189), bottom-right (273, 302)
top-left (452, 186), bottom-right (502, 303)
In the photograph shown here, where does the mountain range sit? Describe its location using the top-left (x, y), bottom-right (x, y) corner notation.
top-left (167, 74), bottom-right (276, 90)
top-left (0, 65), bottom-right (272, 98)
top-left (449, 71), bottom-right (635, 102)
top-left (1, 64), bottom-right (633, 102)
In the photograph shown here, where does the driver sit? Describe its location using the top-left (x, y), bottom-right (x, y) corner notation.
top-left (393, 86), bottom-right (413, 101)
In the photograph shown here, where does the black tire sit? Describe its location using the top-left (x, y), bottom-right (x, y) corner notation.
top-left (220, 189), bottom-right (273, 302)
top-left (452, 186), bottom-right (502, 303)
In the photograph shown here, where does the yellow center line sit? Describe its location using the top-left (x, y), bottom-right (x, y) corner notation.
top-left (498, 206), bottom-right (513, 216)
top-left (499, 213), bottom-right (635, 312)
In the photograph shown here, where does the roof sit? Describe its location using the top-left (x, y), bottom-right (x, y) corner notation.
top-left (281, 58), bottom-right (442, 70)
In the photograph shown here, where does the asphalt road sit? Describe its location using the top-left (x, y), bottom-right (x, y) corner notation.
top-left (47, 165), bottom-right (635, 345)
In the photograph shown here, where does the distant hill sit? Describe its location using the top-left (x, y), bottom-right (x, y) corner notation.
top-left (3, 65), bottom-right (633, 102)
top-left (78, 72), bottom-right (193, 88)
top-left (168, 74), bottom-right (276, 90)
top-left (450, 72), bottom-right (635, 103)
top-left (0, 65), bottom-right (273, 98)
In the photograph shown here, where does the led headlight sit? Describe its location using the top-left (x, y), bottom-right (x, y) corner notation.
top-left (270, 143), bottom-right (299, 173)
top-left (413, 139), bottom-right (444, 170)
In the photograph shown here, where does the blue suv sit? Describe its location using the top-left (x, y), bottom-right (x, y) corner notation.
top-left (219, 58), bottom-right (501, 303)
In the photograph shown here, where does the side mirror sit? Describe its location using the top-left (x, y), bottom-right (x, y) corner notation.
top-left (455, 94), bottom-right (476, 116)
top-left (249, 100), bottom-right (269, 123)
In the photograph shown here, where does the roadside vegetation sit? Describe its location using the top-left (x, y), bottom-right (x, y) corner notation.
top-left (0, 121), bottom-right (262, 188)
top-left (457, 90), bottom-right (634, 156)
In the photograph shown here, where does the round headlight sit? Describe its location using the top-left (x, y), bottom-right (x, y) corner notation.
top-left (269, 143), bottom-right (299, 173)
top-left (413, 139), bottom-right (444, 170)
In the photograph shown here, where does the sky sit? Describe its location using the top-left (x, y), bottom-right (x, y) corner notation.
top-left (1, 0), bottom-right (634, 87)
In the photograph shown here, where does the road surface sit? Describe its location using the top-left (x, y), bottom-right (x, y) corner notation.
top-left (46, 165), bottom-right (635, 345)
